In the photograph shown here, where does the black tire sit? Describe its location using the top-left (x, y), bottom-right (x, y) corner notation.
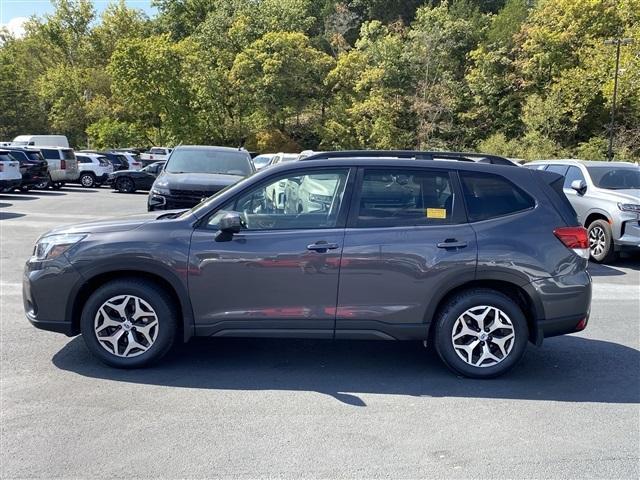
top-left (116, 176), bottom-right (136, 193)
top-left (79, 172), bottom-right (96, 188)
top-left (34, 175), bottom-right (51, 190)
top-left (434, 288), bottom-right (529, 379)
top-left (19, 185), bottom-right (29, 192)
top-left (80, 279), bottom-right (178, 368)
top-left (587, 219), bottom-right (617, 263)
top-left (51, 182), bottom-right (63, 190)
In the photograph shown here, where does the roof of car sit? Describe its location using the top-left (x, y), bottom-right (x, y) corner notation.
top-left (301, 150), bottom-right (512, 163)
top-left (528, 159), bottom-right (637, 167)
top-left (175, 145), bottom-right (249, 153)
top-left (76, 152), bottom-right (106, 158)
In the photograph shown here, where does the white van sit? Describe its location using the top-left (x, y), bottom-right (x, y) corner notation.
top-left (12, 135), bottom-right (70, 148)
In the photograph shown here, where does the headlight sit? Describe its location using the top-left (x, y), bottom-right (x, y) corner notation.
top-left (151, 187), bottom-right (170, 195)
top-left (618, 203), bottom-right (640, 213)
top-left (33, 233), bottom-right (87, 261)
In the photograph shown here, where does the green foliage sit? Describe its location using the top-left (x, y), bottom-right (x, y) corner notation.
top-left (0, 0), bottom-right (638, 159)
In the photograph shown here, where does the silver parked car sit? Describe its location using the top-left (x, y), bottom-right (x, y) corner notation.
top-left (526, 160), bottom-right (640, 262)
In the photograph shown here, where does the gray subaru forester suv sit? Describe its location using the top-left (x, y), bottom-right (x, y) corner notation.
top-left (24, 151), bottom-right (592, 378)
top-left (526, 160), bottom-right (640, 263)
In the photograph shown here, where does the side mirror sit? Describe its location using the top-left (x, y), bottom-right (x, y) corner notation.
top-left (571, 179), bottom-right (587, 194)
top-left (215, 212), bottom-right (243, 241)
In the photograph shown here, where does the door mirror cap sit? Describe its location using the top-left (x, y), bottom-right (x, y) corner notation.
top-left (218, 212), bottom-right (243, 234)
top-left (571, 179), bottom-right (587, 194)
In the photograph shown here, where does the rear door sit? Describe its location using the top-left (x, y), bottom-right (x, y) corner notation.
top-left (335, 167), bottom-right (477, 339)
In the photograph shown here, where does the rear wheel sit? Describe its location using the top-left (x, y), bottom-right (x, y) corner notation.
top-left (34, 175), bottom-right (51, 190)
top-left (80, 279), bottom-right (177, 368)
top-left (79, 172), bottom-right (96, 188)
top-left (587, 219), bottom-right (617, 263)
top-left (434, 289), bottom-right (529, 378)
top-left (116, 176), bottom-right (136, 193)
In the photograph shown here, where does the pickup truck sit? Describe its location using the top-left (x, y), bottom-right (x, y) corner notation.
top-left (140, 147), bottom-right (172, 166)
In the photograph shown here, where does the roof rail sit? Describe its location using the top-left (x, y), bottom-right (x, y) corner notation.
top-left (301, 150), bottom-right (511, 163)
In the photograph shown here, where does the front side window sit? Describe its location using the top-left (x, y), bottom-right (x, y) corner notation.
top-left (208, 169), bottom-right (349, 231)
top-left (356, 169), bottom-right (455, 227)
top-left (76, 155), bottom-right (90, 164)
top-left (460, 171), bottom-right (535, 222)
top-left (563, 166), bottom-right (586, 189)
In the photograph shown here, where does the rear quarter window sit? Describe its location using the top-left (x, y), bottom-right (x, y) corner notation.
top-left (460, 171), bottom-right (535, 222)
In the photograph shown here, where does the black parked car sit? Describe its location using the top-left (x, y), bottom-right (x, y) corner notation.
top-left (110, 161), bottom-right (165, 193)
top-left (148, 145), bottom-right (254, 210)
top-left (24, 150), bottom-right (591, 378)
top-left (4, 147), bottom-right (49, 191)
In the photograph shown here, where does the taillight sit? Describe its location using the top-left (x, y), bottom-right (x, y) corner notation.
top-left (60, 159), bottom-right (66, 169)
top-left (0, 163), bottom-right (4, 172)
top-left (554, 226), bottom-right (589, 259)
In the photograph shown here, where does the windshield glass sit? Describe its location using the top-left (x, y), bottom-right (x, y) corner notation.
top-left (587, 166), bottom-right (640, 189)
top-left (252, 154), bottom-right (273, 168)
top-left (165, 148), bottom-right (252, 176)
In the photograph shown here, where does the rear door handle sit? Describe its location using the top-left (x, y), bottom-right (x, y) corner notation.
top-left (437, 240), bottom-right (468, 249)
top-left (307, 242), bottom-right (339, 252)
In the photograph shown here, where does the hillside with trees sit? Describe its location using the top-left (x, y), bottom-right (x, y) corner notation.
top-left (1, 0), bottom-right (638, 160)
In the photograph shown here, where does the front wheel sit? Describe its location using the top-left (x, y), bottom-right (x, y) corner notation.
top-left (80, 279), bottom-right (177, 368)
top-left (587, 219), bottom-right (617, 263)
top-left (434, 289), bottom-right (529, 378)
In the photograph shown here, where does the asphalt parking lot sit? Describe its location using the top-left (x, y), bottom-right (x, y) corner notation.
top-left (1, 186), bottom-right (639, 479)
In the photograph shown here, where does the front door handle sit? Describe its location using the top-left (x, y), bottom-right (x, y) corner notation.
top-left (437, 239), bottom-right (468, 249)
top-left (307, 241), bottom-right (339, 253)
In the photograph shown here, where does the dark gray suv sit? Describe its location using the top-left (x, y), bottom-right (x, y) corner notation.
top-left (23, 151), bottom-right (592, 378)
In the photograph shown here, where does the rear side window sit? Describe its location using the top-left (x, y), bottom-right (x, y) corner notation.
top-left (61, 149), bottom-right (75, 160)
top-left (545, 164), bottom-right (568, 176)
top-left (460, 172), bottom-right (535, 222)
top-left (40, 149), bottom-right (57, 159)
top-left (356, 169), bottom-right (456, 227)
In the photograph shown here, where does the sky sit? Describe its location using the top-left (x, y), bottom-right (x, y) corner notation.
top-left (0, 0), bottom-right (157, 37)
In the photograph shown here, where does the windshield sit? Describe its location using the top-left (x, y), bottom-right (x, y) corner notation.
top-left (587, 166), bottom-right (640, 190)
top-left (165, 148), bottom-right (252, 176)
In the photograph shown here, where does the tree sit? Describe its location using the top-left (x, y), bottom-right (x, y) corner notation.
top-left (108, 35), bottom-right (195, 145)
top-left (231, 31), bottom-right (333, 131)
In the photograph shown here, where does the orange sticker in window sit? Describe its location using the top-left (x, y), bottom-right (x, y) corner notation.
top-left (426, 208), bottom-right (447, 219)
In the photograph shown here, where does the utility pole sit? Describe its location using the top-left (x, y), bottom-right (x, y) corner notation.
top-left (603, 37), bottom-right (632, 161)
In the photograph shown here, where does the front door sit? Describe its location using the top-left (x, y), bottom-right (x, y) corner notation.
top-left (188, 167), bottom-right (353, 337)
top-left (335, 167), bottom-right (477, 338)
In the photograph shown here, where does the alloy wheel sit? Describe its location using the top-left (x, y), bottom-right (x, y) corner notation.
top-left (81, 174), bottom-right (94, 187)
top-left (451, 305), bottom-right (515, 368)
top-left (94, 295), bottom-right (159, 358)
top-left (589, 226), bottom-right (606, 257)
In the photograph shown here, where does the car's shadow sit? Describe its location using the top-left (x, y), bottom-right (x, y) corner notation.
top-left (589, 254), bottom-right (640, 276)
top-left (0, 212), bottom-right (26, 220)
top-left (0, 194), bottom-right (39, 201)
top-left (53, 335), bottom-right (639, 406)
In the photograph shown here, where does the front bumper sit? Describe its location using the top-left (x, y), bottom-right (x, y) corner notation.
top-left (23, 256), bottom-right (83, 337)
top-left (615, 218), bottom-right (640, 250)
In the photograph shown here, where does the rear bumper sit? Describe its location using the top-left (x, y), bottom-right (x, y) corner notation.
top-left (526, 270), bottom-right (592, 344)
top-left (0, 179), bottom-right (22, 190)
